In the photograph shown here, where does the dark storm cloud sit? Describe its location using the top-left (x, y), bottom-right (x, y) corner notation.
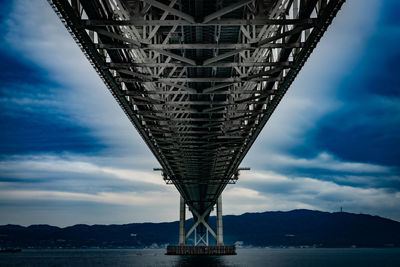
top-left (305, 0), bottom-right (400, 167)
top-left (0, 33), bottom-right (106, 155)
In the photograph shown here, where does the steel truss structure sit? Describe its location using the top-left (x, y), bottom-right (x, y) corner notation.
top-left (49, 0), bottom-right (344, 246)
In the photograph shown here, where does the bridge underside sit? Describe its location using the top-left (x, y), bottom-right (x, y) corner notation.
top-left (49, 0), bottom-right (344, 248)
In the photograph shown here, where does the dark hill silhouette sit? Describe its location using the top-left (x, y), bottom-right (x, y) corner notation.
top-left (1, 210), bottom-right (399, 248)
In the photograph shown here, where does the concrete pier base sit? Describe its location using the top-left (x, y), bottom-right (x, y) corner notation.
top-left (166, 245), bottom-right (236, 255)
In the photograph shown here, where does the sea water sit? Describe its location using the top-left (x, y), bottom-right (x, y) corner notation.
top-left (0, 248), bottom-right (399, 267)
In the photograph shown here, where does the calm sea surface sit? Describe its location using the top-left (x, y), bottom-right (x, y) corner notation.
top-left (0, 248), bottom-right (399, 267)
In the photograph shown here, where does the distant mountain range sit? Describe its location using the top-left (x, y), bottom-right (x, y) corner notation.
top-left (1, 210), bottom-right (399, 248)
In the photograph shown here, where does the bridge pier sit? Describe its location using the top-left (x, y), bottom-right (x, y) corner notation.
top-left (179, 196), bottom-right (186, 245)
top-left (166, 194), bottom-right (235, 255)
top-left (217, 195), bottom-right (224, 245)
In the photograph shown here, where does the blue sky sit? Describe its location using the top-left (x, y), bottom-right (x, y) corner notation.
top-left (0, 0), bottom-right (399, 226)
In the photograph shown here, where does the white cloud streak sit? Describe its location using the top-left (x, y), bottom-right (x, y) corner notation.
top-left (0, 189), bottom-right (176, 206)
top-left (251, 152), bottom-right (391, 174)
top-left (0, 155), bottom-right (164, 186)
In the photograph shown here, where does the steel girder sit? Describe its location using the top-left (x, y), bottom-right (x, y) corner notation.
top-left (48, 0), bottom-right (345, 217)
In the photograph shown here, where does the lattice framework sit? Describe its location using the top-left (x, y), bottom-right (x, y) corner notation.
top-left (49, 0), bottom-right (345, 216)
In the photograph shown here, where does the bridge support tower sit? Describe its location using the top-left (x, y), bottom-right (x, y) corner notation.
top-left (179, 196), bottom-right (186, 246)
top-left (166, 195), bottom-right (236, 255)
top-left (217, 195), bottom-right (224, 245)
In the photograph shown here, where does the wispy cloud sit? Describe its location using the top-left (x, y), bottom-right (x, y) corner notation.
top-left (0, 154), bottom-right (165, 186)
top-left (250, 152), bottom-right (391, 174)
top-left (224, 170), bottom-right (400, 220)
top-left (0, 189), bottom-right (176, 206)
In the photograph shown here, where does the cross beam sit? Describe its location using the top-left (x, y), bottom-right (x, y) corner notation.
top-left (82, 18), bottom-right (317, 26)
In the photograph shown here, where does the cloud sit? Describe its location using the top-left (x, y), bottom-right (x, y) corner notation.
top-left (0, 0), bottom-right (399, 226)
top-left (242, 0), bottom-right (382, 156)
top-left (0, 154), bottom-right (168, 193)
top-left (241, 149), bottom-right (400, 191)
top-left (0, 188), bottom-right (179, 226)
top-left (0, 153), bottom-right (178, 226)
top-left (223, 170), bottom-right (400, 220)
top-left (256, 152), bottom-right (390, 173)
top-left (0, 189), bottom-right (176, 206)
top-left (2, 0), bottom-right (156, 157)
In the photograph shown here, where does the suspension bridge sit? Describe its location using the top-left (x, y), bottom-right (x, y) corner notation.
top-left (48, 0), bottom-right (344, 255)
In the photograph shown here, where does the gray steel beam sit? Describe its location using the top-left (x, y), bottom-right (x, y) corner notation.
top-left (119, 77), bottom-right (280, 83)
top-left (82, 18), bottom-right (317, 26)
top-left (153, 49), bottom-right (196, 66)
top-left (109, 61), bottom-right (292, 68)
top-left (203, 49), bottom-right (247, 66)
top-left (122, 90), bottom-right (266, 95)
top-left (258, 23), bottom-right (315, 46)
top-left (88, 27), bottom-right (141, 47)
top-left (97, 42), bottom-right (302, 50)
top-left (141, 0), bottom-right (195, 24)
top-left (203, 0), bottom-right (254, 23)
